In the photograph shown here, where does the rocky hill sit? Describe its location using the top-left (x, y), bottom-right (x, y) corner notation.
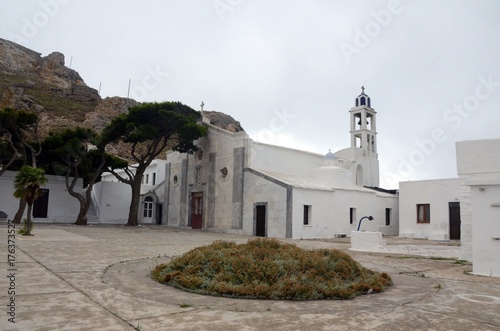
top-left (0, 38), bottom-right (244, 162)
top-left (0, 38), bottom-right (104, 136)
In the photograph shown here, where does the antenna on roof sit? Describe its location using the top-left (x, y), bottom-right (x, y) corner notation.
top-left (127, 79), bottom-right (131, 98)
top-left (69, 55), bottom-right (73, 69)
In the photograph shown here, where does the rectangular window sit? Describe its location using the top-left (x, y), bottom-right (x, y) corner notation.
top-left (145, 174), bottom-right (149, 185)
top-left (385, 208), bottom-right (391, 226)
top-left (417, 204), bottom-right (430, 223)
top-left (33, 189), bottom-right (49, 218)
top-left (143, 198), bottom-right (153, 218)
top-left (303, 205), bottom-right (311, 225)
top-left (152, 173), bottom-right (156, 185)
top-left (350, 208), bottom-right (356, 225)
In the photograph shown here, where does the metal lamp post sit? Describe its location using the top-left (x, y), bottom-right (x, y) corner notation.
top-left (357, 216), bottom-right (374, 231)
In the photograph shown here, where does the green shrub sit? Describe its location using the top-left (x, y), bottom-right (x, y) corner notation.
top-left (17, 218), bottom-right (33, 235)
top-left (152, 238), bottom-right (392, 300)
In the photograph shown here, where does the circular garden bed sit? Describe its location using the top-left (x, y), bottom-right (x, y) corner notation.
top-left (151, 239), bottom-right (392, 300)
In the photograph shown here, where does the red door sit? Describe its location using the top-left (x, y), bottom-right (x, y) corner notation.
top-left (191, 193), bottom-right (203, 229)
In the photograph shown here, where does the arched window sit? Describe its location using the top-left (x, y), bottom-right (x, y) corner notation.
top-left (360, 96), bottom-right (366, 106)
top-left (356, 165), bottom-right (364, 186)
top-left (143, 196), bottom-right (153, 218)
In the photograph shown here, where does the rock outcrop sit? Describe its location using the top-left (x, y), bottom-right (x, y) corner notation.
top-left (203, 111), bottom-right (245, 132)
top-left (0, 38), bottom-right (101, 136)
top-left (0, 38), bottom-right (245, 162)
top-left (83, 97), bottom-right (139, 133)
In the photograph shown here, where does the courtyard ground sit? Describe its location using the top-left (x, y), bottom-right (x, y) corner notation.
top-left (1, 224), bottom-right (499, 331)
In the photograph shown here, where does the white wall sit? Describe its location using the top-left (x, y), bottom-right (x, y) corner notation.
top-left (399, 178), bottom-right (460, 240)
top-left (0, 171), bottom-right (82, 223)
top-left (470, 184), bottom-right (500, 276)
top-left (335, 147), bottom-right (380, 187)
top-left (457, 138), bottom-right (500, 275)
top-left (457, 138), bottom-right (500, 261)
top-left (242, 171), bottom-right (287, 238)
top-left (251, 142), bottom-right (324, 177)
top-left (292, 188), bottom-right (398, 239)
top-left (93, 181), bottom-right (130, 224)
top-left (102, 159), bottom-right (168, 184)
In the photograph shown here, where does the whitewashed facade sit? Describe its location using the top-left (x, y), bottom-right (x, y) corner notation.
top-left (457, 138), bottom-right (500, 277)
top-left (0, 170), bottom-right (82, 223)
top-left (399, 178), bottom-right (461, 240)
top-left (163, 89), bottom-right (399, 238)
top-left (99, 159), bottom-right (168, 224)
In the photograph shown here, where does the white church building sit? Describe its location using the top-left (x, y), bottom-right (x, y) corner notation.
top-left (1, 88), bottom-right (499, 276)
top-left (162, 88), bottom-right (399, 239)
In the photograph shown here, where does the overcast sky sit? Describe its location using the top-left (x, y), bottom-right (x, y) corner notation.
top-left (2, 0), bottom-right (500, 188)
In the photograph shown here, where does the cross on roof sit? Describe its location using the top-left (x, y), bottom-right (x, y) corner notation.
top-left (200, 101), bottom-right (205, 111)
top-left (361, 86), bottom-right (365, 94)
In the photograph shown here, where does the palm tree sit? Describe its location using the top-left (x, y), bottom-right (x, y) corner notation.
top-left (13, 166), bottom-right (47, 235)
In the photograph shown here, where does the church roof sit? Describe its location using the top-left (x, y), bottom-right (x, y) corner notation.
top-left (251, 168), bottom-right (336, 191)
top-left (250, 168), bottom-right (384, 193)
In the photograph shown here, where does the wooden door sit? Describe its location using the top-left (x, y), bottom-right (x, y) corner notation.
top-left (191, 193), bottom-right (203, 229)
top-left (449, 202), bottom-right (461, 240)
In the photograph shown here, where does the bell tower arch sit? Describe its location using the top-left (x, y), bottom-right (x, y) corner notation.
top-left (350, 86), bottom-right (377, 156)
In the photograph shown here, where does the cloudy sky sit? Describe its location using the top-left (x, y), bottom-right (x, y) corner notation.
top-left (2, 0), bottom-right (500, 188)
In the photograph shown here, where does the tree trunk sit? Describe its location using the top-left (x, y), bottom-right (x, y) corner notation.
top-left (13, 198), bottom-right (27, 224)
top-left (74, 196), bottom-right (88, 226)
top-left (126, 177), bottom-right (142, 226)
top-left (67, 181), bottom-right (87, 225)
top-left (25, 202), bottom-right (33, 236)
top-left (74, 187), bottom-right (94, 226)
top-left (72, 154), bottom-right (106, 226)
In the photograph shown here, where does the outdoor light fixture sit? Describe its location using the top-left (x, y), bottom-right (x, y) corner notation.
top-left (357, 216), bottom-right (374, 231)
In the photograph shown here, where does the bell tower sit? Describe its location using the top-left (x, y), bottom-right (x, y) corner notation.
top-left (350, 86), bottom-right (377, 156)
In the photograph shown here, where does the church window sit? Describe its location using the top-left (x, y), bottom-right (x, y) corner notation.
top-left (303, 205), bottom-right (311, 225)
top-left (152, 173), bottom-right (156, 185)
top-left (145, 174), bottom-right (149, 184)
top-left (172, 175), bottom-right (179, 186)
top-left (386, 208), bottom-right (391, 226)
top-left (360, 96), bottom-right (366, 106)
top-left (417, 204), bottom-right (430, 223)
top-left (350, 208), bottom-right (356, 225)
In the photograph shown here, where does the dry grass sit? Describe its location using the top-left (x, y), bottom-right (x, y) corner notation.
top-left (152, 239), bottom-right (392, 300)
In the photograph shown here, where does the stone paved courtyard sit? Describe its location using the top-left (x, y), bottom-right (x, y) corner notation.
top-left (1, 224), bottom-right (500, 331)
